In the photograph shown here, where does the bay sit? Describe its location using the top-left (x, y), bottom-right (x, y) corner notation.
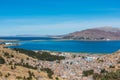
top-left (2, 37), bottom-right (120, 54)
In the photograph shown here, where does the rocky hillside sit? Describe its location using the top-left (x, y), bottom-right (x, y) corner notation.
top-left (0, 44), bottom-right (120, 80)
top-left (62, 27), bottom-right (120, 40)
top-left (0, 45), bottom-right (65, 80)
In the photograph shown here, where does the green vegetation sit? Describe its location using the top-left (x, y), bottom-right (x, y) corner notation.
top-left (83, 69), bottom-right (120, 80)
top-left (41, 68), bottom-right (54, 79)
top-left (3, 52), bottom-right (14, 58)
top-left (16, 71), bottom-right (35, 80)
top-left (5, 73), bottom-right (11, 78)
top-left (11, 65), bottom-right (16, 70)
top-left (100, 69), bottom-right (108, 73)
top-left (16, 76), bottom-right (23, 79)
top-left (109, 65), bottom-right (115, 68)
top-left (56, 77), bottom-right (59, 80)
top-left (97, 58), bottom-right (104, 63)
top-left (15, 62), bottom-right (37, 70)
top-left (13, 48), bottom-right (65, 61)
top-left (27, 71), bottom-right (35, 80)
top-left (0, 57), bottom-right (5, 64)
top-left (83, 69), bottom-right (94, 76)
top-left (93, 69), bottom-right (120, 80)
top-left (0, 71), bottom-right (2, 77)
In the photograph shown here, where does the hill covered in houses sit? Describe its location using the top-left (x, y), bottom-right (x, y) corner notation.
top-left (0, 44), bottom-right (120, 80)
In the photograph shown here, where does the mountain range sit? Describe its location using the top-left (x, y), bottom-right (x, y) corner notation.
top-left (62, 27), bottom-right (120, 40)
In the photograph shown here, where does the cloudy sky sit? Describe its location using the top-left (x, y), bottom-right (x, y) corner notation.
top-left (0, 0), bottom-right (120, 36)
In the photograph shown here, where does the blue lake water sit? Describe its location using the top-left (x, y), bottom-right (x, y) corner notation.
top-left (1, 37), bottom-right (120, 54)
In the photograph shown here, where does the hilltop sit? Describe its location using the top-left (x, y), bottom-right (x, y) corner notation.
top-left (62, 27), bottom-right (120, 40)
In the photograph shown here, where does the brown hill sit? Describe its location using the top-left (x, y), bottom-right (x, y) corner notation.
top-left (0, 45), bottom-right (64, 80)
top-left (62, 27), bottom-right (120, 40)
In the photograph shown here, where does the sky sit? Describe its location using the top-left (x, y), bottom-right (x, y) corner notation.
top-left (0, 0), bottom-right (120, 36)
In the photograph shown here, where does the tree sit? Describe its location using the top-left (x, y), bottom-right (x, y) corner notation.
top-left (0, 57), bottom-right (5, 64)
top-left (82, 69), bottom-right (94, 76)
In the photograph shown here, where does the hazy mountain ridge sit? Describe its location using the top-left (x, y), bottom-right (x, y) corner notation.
top-left (94, 26), bottom-right (120, 33)
top-left (62, 27), bottom-right (120, 40)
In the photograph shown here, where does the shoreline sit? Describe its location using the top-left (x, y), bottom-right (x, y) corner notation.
top-left (33, 50), bottom-right (112, 55)
top-left (1, 38), bottom-right (120, 54)
top-left (1, 37), bottom-right (120, 41)
top-left (32, 49), bottom-right (114, 59)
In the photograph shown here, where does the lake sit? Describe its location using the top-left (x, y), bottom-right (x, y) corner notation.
top-left (1, 37), bottom-right (120, 54)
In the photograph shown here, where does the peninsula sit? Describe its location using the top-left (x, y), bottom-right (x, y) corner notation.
top-left (62, 27), bottom-right (120, 41)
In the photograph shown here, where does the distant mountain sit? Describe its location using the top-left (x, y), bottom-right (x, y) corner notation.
top-left (15, 34), bottom-right (46, 37)
top-left (15, 35), bottom-right (62, 38)
top-left (62, 27), bottom-right (120, 40)
top-left (95, 26), bottom-right (120, 33)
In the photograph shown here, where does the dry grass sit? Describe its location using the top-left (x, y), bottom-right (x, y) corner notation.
top-left (0, 45), bottom-right (65, 80)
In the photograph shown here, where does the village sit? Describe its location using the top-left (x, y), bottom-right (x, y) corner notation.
top-left (0, 44), bottom-right (120, 80)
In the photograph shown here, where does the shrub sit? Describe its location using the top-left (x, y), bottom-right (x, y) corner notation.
top-left (0, 71), bottom-right (2, 77)
top-left (56, 77), bottom-right (59, 80)
top-left (93, 73), bottom-right (101, 80)
top-left (0, 57), bottom-right (5, 64)
top-left (13, 48), bottom-right (65, 61)
top-left (100, 69), bottom-right (108, 73)
top-left (83, 69), bottom-right (94, 76)
top-left (5, 73), bottom-right (10, 78)
top-left (16, 63), bottom-right (37, 70)
top-left (3, 52), bottom-right (14, 58)
top-left (16, 76), bottom-right (23, 79)
top-left (109, 65), bottom-right (115, 68)
top-left (93, 69), bottom-right (120, 80)
top-left (41, 68), bottom-right (54, 79)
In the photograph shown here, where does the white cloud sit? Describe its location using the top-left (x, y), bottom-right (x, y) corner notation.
top-left (0, 18), bottom-right (120, 36)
